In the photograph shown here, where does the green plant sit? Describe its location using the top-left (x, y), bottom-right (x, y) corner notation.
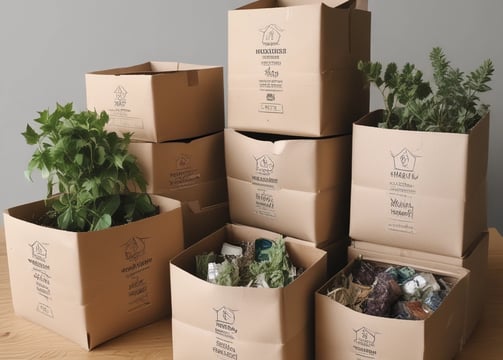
top-left (358, 47), bottom-right (494, 133)
top-left (22, 102), bottom-right (158, 232)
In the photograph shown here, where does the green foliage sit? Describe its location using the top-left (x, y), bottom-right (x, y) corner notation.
top-left (358, 47), bottom-right (494, 133)
top-left (194, 238), bottom-right (298, 288)
top-left (249, 238), bottom-right (294, 288)
top-left (22, 102), bottom-right (158, 232)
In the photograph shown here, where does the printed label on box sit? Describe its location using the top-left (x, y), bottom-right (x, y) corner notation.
top-left (106, 85), bottom-right (145, 130)
top-left (255, 188), bottom-right (276, 218)
top-left (169, 153), bottom-right (201, 190)
top-left (352, 326), bottom-right (378, 359)
top-left (255, 24), bottom-right (287, 114)
top-left (252, 154), bottom-right (279, 190)
top-left (120, 236), bottom-right (153, 312)
top-left (387, 148), bottom-right (420, 234)
top-left (213, 305), bottom-right (239, 360)
top-left (28, 241), bottom-right (54, 318)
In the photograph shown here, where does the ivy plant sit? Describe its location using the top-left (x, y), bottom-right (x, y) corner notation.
top-left (22, 102), bottom-right (158, 232)
top-left (358, 47), bottom-right (494, 133)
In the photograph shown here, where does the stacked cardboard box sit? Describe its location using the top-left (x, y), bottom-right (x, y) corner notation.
top-left (315, 65), bottom-right (490, 359)
top-left (225, 0), bottom-right (370, 265)
top-left (85, 61), bottom-right (230, 248)
top-left (170, 1), bottom-right (371, 360)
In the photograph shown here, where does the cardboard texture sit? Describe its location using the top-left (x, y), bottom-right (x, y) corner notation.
top-left (288, 235), bottom-right (350, 278)
top-left (3, 195), bottom-right (184, 350)
top-left (86, 62), bottom-right (224, 142)
top-left (350, 110), bottom-right (489, 257)
top-left (227, 0), bottom-right (370, 137)
top-left (225, 128), bottom-right (352, 245)
top-left (128, 131), bottom-right (226, 195)
top-left (177, 179), bottom-right (230, 248)
top-left (347, 231), bottom-right (489, 346)
top-left (170, 223), bottom-right (327, 360)
top-left (315, 255), bottom-right (470, 360)
top-left (128, 131), bottom-right (229, 247)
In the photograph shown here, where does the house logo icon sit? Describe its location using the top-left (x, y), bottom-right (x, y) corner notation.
top-left (354, 327), bottom-right (376, 346)
top-left (176, 154), bottom-right (191, 170)
top-left (122, 236), bottom-right (146, 262)
top-left (30, 241), bottom-right (48, 262)
top-left (114, 85), bottom-right (128, 107)
top-left (391, 148), bottom-right (417, 172)
top-left (259, 24), bottom-right (283, 46)
top-left (214, 306), bottom-right (236, 325)
top-left (254, 155), bottom-right (274, 176)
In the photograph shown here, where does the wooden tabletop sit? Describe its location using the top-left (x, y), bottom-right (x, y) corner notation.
top-left (1, 228), bottom-right (502, 359)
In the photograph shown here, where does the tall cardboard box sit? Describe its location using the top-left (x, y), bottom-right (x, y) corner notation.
top-left (86, 62), bottom-right (224, 142)
top-left (128, 131), bottom-right (229, 247)
top-left (227, 0), bottom-right (370, 137)
top-left (350, 110), bottom-right (489, 257)
top-left (3, 195), bottom-right (184, 350)
top-left (347, 231), bottom-right (489, 346)
top-left (225, 128), bottom-right (352, 245)
top-left (315, 255), bottom-right (470, 360)
top-left (170, 223), bottom-right (327, 360)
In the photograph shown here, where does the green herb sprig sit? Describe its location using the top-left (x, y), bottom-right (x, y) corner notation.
top-left (358, 47), bottom-right (494, 133)
top-left (22, 103), bottom-right (158, 232)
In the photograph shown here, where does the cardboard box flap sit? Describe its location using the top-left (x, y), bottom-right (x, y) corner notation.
top-left (238, 0), bottom-right (367, 10)
top-left (350, 231), bottom-right (489, 264)
top-left (89, 61), bottom-right (220, 75)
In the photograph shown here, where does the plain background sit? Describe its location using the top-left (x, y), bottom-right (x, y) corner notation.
top-left (0, 0), bottom-right (501, 232)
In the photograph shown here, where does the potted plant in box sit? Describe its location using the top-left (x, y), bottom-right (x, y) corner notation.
top-left (349, 47), bottom-right (494, 257)
top-left (3, 103), bottom-right (184, 350)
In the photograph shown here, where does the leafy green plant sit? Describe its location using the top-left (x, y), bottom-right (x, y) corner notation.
top-left (22, 102), bottom-right (158, 232)
top-left (358, 47), bottom-right (494, 133)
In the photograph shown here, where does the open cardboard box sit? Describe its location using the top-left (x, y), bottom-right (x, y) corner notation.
top-left (170, 223), bottom-right (327, 360)
top-left (3, 195), bottom-right (184, 350)
top-left (350, 110), bottom-right (489, 257)
top-left (86, 62), bottom-right (224, 142)
top-left (347, 231), bottom-right (489, 346)
top-left (315, 253), bottom-right (470, 360)
top-left (225, 128), bottom-right (351, 245)
top-left (227, 0), bottom-right (370, 137)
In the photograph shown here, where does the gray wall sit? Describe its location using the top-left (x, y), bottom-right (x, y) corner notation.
top-left (1, 0), bottom-right (501, 232)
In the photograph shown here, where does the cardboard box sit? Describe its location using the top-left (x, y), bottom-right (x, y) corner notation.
top-left (3, 195), bottom-right (184, 350)
top-left (178, 179), bottom-right (230, 248)
top-left (128, 131), bottom-right (226, 195)
top-left (350, 110), bottom-right (489, 257)
top-left (315, 255), bottom-right (470, 360)
top-left (170, 223), bottom-right (327, 360)
top-left (128, 132), bottom-right (229, 247)
top-left (86, 62), bottom-right (224, 142)
top-left (225, 128), bottom-right (352, 245)
top-left (227, 0), bottom-right (370, 137)
top-left (347, 231), bottom-right (489, 346)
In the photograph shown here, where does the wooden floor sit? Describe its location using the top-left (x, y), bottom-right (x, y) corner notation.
top-left (1, 228), bottom-right (502, 359)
